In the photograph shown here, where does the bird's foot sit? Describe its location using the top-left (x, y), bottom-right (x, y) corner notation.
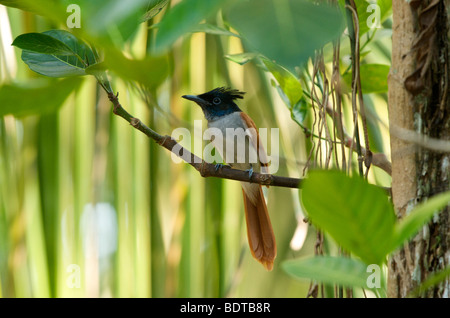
top-left (245, 165), bottom-right (254, 179)
top-left (215, 163), bottom-right (230, 171)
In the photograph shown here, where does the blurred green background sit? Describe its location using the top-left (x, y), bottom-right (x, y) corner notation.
top-left (0, 0), bottom-right (392, 297)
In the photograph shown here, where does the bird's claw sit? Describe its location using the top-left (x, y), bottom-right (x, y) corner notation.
top-left (215, 163), bottom-right (232, 171)
top-left (245, 165), bottom-right (254, 179)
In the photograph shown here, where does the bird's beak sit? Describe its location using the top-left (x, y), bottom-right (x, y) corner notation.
top-left (182, 95), bottom-right (208, 107)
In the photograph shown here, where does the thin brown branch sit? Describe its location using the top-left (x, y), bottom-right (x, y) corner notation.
top-left (107, 92), bottom-right (303, 189)
top-left (345, 1), bottom-right (364, 176)
top-left (331, 37), bottom-right (347, 171)
top-left (325, 103), bottom-right (392, 175)
top-left (347, 1), bottom-right (372, 176)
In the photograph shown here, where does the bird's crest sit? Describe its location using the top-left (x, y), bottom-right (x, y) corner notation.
top-left (210, 87), bottom-right (245, 100)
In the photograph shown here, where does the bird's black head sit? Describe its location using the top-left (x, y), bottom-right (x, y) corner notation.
top-left (182, 87), bottom-right (244, 121)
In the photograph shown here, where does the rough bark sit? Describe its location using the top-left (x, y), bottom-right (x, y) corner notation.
top-left (388, 0), bottom-right (450, 298)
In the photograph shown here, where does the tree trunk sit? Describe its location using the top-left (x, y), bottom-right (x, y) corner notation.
top-left (388, 0), bottom-right (450, 298)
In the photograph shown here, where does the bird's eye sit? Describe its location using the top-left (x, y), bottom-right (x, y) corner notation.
top-left (213, 97), bottom-right (221, 105)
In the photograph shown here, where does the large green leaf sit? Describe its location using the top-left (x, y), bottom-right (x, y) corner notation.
top-left (0, 78), bottom-right (83, 117)
top-left (13, 30), bottom-right (96, 77)
top-left (301, 170), bottom-right (395, 265)
top-left (225, 0), bottom-right (345, 71)
top-left (301, 171), bottom-right (450, 266)
top-left (12, 32), bottom-right (76, 56)
top-left (14, 29), bottom-right (168, 89)
top-left (153, 0), bottom-right (231, 54)
top-left (283, 256), bottom-right (378, 289)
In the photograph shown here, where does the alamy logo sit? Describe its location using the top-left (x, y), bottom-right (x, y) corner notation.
top-left (366, 3), bottom-right (381, 29)
top-left (366, 264), bottom-right (381, 289)
top-left (66, 4), bottom-right (81, 29)
top-left (66, 264), bottom-right (81, 288)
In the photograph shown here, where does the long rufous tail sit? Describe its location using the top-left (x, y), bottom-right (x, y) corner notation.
top-left (242, 185), bottom-right (276, 271)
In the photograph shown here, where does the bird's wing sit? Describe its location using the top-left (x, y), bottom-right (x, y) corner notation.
top-left (240, 112), bottom-right (270, 174)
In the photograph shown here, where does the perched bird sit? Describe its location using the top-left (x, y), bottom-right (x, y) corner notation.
top-left (182, 87), bottom-right (276, 270)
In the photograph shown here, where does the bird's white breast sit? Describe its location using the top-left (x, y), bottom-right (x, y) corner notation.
top-left (207, 112), bottom-right (262, 203)
top-left (208, 112), bottom-right (244, 131)
top-left (207, 112), bottom-right (259, 171)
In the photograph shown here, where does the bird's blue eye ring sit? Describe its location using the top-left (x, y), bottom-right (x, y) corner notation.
top-left (213, 97), bottom-right (221, 105)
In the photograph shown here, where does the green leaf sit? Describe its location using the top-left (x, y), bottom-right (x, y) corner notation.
top-left (283, 256), bottom-right (376, 289)
top-left (354, 0), bottom-right (375, 37)
top-left (0, 0), bottom-right (66, 21)
top-left (224, 53), bottom-right (259, 65)
top-left (262, 57), bottom-right (302, 107)
top-left (409, 266), bottom-right (450, 297)
top-left (342, 64), bottom-right (389, 94)
top-left (12, 33), bottom-right (75, 56)
top-left (291, 98), bottom-right (308, 125)
top-left (0, 0), bottom-right (34, 11)
top-left (0, 0), bottom-right (61, 18)
top-left (0, 78), bottom-right (83, 117)
top-left (225, 0), bottom-right (345, 71)
top-left (104, 49), bottom-right (169, 89)
top-left (14, 30), bottom-right (96, 77)
top-left (391, 191), bottom-right (450, 253)
top-left (153, 0), bottom-right (231, 54)
top-left (14, 29), bottom-right (168, 88)
top-left (85, 62), bottom-right (107, 75)
top-left (190, 23), bottom-right (240, 38)
top-left (142, 0), bottom-right (170, 21)
top-left (301, 170), bottom-right (395, 265)
top-left (3, 0), bottom-right (154, 43)
top-left (61, 0), bottom-right (150, 41)
top-left (378, 0), bottom-right (393, 23)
